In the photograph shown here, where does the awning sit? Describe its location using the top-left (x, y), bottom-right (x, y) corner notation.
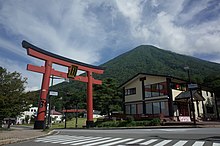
top-left (175, 90), bottom-right (205, 101)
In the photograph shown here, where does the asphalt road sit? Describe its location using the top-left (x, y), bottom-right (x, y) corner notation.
top-left (7, 128), bottom-right (220, 146)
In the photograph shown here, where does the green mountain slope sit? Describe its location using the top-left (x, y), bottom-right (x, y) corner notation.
top-left (98, 45), bottom-right (220, 84)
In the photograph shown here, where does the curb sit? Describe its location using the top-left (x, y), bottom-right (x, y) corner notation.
top-left (0, 130), bottom-right (58, 145)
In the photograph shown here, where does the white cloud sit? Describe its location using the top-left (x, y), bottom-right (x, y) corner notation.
top-left (0, 0), bottom-right (220, 91)
top-left (0, 0), bottom-right (107, 64)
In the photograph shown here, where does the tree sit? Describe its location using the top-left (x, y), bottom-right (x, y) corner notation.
top-left (0, 67), bottom-right (29, 126)
top-left (93, 78), bottom-right (122, 117)
top-left (203, 74), bottom-right (220, 119)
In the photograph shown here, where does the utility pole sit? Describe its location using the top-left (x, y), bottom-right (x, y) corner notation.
top-left (184, 67), bottom-right (196, 126)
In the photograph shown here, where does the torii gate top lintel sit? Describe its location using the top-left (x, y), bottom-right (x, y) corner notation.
top-left (22, 40), bottom-right (104, 74)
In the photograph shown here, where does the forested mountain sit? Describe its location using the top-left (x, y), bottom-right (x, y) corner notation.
top-left (100, 45), bottom-right (220, 84)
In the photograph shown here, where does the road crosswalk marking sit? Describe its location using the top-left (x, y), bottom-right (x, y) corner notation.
top-left (101, 138), bottom-right (133, 146)
top-left (193, 141), bottom-right (206, 146)
top-left (85, 138), bottom-right (122, 146)
top-left (173, 140), bottom-right (188, 146)
top-left (35, 135), bottom-right (220, 146)
top-left (70, 137), bottom-right (111, 145)
top-left (154, 140), bottom-right (172, 146)
top-left (125, 138), bottom-right (145, 144)
top-left (139, 139), bottom-right (158, 145)
top-left (213, 143), bottom-right (220, 146)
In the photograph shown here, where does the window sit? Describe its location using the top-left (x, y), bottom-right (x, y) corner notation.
top-left (137, 104), bottom-right (143, 114)
top-left (161, 101), bottom-right (169, 116)
top-left (146, 103), bottom-right (153, 114)
top-left (145, 82), bottom-right (167, 98)
top-left (131, 104), bottom-right (136, 114)
top-left (145, 101), bottom-right (169, 116)
top-left (125, 88), bottom-right (136, 96)
top-left (170, 82), bottom-right (186, 91)
top-left (152, 84), bottom-right (159, 96)
top-left (125, 105), bottom-right (130, 114)
top-left (145, 85), bottom-right (151, 97)
top-left (153, 102), bottom-right (160, 114)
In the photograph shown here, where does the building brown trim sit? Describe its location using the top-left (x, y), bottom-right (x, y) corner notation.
top-left (167, 77), bottom-right (174, 116)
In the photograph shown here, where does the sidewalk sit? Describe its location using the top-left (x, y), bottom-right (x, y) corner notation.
top-left (0, 125), bottom-right (53, 145)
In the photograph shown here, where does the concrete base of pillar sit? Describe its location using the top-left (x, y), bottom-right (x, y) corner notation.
top-left (86, 120), bottom-right (94, 128)
top-left (34, 120), bottom-right (45, 129)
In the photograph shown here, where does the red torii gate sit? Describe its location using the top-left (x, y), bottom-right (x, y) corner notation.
top-left (22, 41), bottom-right (104, 129)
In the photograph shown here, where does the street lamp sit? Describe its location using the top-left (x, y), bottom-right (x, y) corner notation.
top-left (184, 66), bottom-right (196, 126)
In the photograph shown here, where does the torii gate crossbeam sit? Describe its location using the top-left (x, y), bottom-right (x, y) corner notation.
top-left (22, 41), bottom-right (104, 129)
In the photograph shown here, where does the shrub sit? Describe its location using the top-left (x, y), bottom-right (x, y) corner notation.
top-left (126, 121), bottom-right (136, 127)
top-left (149, 118), bottom-right (161, 126)
top-left (96, 121), bottom-right (119, 127)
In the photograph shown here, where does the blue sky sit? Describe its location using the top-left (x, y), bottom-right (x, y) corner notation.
top-left (0, 0), bottom-right (220, 91)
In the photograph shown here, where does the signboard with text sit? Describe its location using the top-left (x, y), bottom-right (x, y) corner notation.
top-left (188, 84), bottom-right (198, 89)
top-left (67, 65), bottom-right (78, 78)
top-left (179, 116), bottom-right (191, 122)
top-left (49, 91), bottom-right (58, 96)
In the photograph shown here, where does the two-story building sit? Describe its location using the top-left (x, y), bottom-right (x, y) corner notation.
top-left (120, 73), bottom-right (218, 121)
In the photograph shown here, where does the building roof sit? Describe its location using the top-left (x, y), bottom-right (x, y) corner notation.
top-left (175, 90), bottom-right (205, 101)
top-left (62, 109), bottom-right (86, 113)
top-left (50, 109), bottom-right (62, 115)
top-left (119, 73), bottom-right (187, 88)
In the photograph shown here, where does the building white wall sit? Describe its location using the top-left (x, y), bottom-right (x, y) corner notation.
top-left (16, 107), bottom-right (38, 124)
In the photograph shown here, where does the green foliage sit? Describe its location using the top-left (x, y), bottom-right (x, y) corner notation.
top-left (93, 78), bottom-right (122, 116)
top-left (148, 118), bottom-right (161, 126)
top-left (0, 67), bottom-right (30, 125)
top-left (95, 118), bottom-right (161, 127)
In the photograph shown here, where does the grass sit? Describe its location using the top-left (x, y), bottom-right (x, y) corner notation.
top-left (51, 118), bottom-right (88, 129)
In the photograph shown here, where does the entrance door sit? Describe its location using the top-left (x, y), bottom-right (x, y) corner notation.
top-left (178, 102), bottom-right (189, 116)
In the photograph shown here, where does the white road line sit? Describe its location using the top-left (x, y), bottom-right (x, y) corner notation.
top-left (213, 143), bottom-right (220, 146)
top-left (35, 135), bottom-right (85, 142)
top-left (49, 137), bottom-right (87, 144)
top-left (192, 141), bottom-right (205, 146)
top-left (84, 138), bottom-right (122, 146)
top-left (70, 137), bottom-right (111, 145)
top-left (61, 137), bottom-right (101, 144)
top-left (140, 139), bottom-right (158, 145)
top-left (172, 140), bottom-right (188, 146)
top-left (101, 138), bottom-right (133, 146)
top-left (154, 140), bottom-right (172, 146)
top-left (126, 139), bottom-right (145, 144)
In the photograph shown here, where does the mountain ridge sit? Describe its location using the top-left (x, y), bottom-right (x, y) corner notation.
top-left (47, 44), bottom-right (220, 93)
top-left (97, 45), bottom-right (220, 85)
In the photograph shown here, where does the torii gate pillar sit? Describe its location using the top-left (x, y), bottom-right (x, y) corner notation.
top-left (87, 71), bottom-right (93, 126)
top-left (22, 41), bottom-right (104, 129)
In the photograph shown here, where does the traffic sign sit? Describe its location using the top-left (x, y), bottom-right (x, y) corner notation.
top-left (49, 91), bottom-right (58, 96)
top-left (67, 65), bottom-right (78, 78)
top-left (188, 84), bottom-right (198, 89)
